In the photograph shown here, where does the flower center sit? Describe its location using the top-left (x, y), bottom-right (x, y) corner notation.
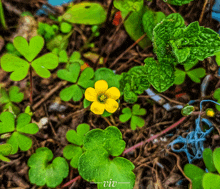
top-left (98, 94), bottom-right (108, 103)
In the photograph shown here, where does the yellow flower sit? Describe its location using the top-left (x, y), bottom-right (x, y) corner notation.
top-left (206, 108), bottom-right (215, 117)
top-left (85, 80), bottom-right (120, 115)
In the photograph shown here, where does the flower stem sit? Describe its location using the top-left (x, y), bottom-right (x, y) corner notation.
top-left (29, 66), bottom-right (33, 105)
top-left (123, 116), bottom-right (187, 155)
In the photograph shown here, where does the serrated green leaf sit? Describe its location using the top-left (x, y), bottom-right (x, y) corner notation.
top-left (184, 164), bottom-right (205, 189)
top-left (0, 54), bottom-right (29, 81)
top-left (13, 36), bottom-right (44, 62)
top-left (144, 57), bottom-right (175, 92)
top-left (57, 63), bottom-right (81, 83)
top-left (62, 2), bottom-right (107, 25)
top-left (174, 68), bottom-right (186, 85)
top-left (203, 148), bottom-right (217, 173)
top-left (32, 53), bottom-right (58, 78)
top-left (186, 68), bottom-right (206, 83)
top-left (203, 173), bottom-right (220, 189)
top-left (28, 147), bottom-right (69, 188)
top-left (114, 0), bottom-right (143, 12)
top-left (163, 0), bottom-right (194, 6)
top-left (0, 112), bottom-right (15, 134)
top-left (9, 86), bottom-right (24, 103)
top-left (130, 115), bottom-right (145, 130)
top-left (142, 9), bottom-right (166, 41)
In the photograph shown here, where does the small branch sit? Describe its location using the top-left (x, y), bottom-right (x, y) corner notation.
top-left (199, 0), bottom-right (209, 24)
top-left (109, 33), bottom-right (147, 69)
top-left (123, 116), bottom-right (187, 154)
top-left (61, 175), bottom-right (81, 188)
top-left (29, 66), bottom-right (33, 105)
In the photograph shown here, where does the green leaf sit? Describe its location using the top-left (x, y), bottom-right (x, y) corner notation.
top-left (7, 132), bottom-right (32, 154)
top-left (77, 123), bottom-right (90, 137)
top-left (0, 143), bottom-right (12, 156)
top-left (57, 63), bottom-right (81, 83)
top-left (60, 22), bottom-right (72, 33)
top-left (119, 108), bottom-right (132, 122)
top-left (184, 164), bottom-right (205, 189)
top-left (130, 115), bottom-right (145, 130)
top-left (3, 102), bottom-right (20, 115)
top-left (203, 173), bottom-right (220, 189)
top-left (62, 2), bottom-right (107, 25)
top-left (163, 0), bottom-right (194, 6)
top-left (83, 98), bottom-right (92, 108)
top-left (181, 105), bottom-right (194, 116)
top-left (32, 53), bottom-right (59, 78)
top-left (132, 104), bottom-right (146, 115)
top-left (213, 147), bottom-right (220, 174)
top-left (63, 144), bottom-right (83, 168)
top-left (174, 68), bottom-right (186, 85)
top-left (9, 86), bottom-right (24, 103)
top-left (214, 88), bottom-right (220, 100)
top-left (13, 36), bottom-right (44, 62)
top-left (203, 148), bottom-right (217, 173)
top-left (60, 84), bottom-right (83, 102)
top-left (69, 51), bottom-right (81, 63)
top-left (186, 68), bottom-right (206, 83)
top-left (78, 126), bottom-right (135, 189)
top-left (144, 57), bottom-right (175, 92)
top-left (113, 0), bottom-right (143, 12)
top-left (142, 9), bottom-right (166, 41)
top-left (0, 87), bottom-right (10, 104)
top-left (78, 67), bottom-right (95, 88)
top-left (0, 54), bottom-right (29, 81)
top-left (94, 68), bottom-right (120, 88)
top-left (215, 51), bottom-right (220, 66)
top-left (58, 50), bottom-right (68, 63)
top-left (122, 6), bottom-right (151, 49)
top-left (171, 21), bottom-right (220, 66)
top-left (0, 112), bottom-right (15, 134)
top-left (216, 99), bottom-right (220, 112)
top-left (28, 147), bottom-right (69, 188)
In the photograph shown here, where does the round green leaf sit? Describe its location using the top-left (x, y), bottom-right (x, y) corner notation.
top-left (203, 173), bottom-right (220, 189)
top-left (213, 88), bottom-right (220, 100)
top-left (119, 113), bottom-right (131, 123)
top-left (213, 147), bottom-right (220, 174)
top-left (203, 148), bottom-right (217, 173)
top-left (60, 22), bottom-right (72, 33)
top-left (13, 36), bottom-right (44, 62)
top-left (130, 115), bottom-right (145, 130)
top-left (62, 2), bottom-right (107, 25)
top-left (66, 129), bottom-right (83, 146)
top-left (174, 68), bottom-right (186, 85)
top-left (0, 112), bottom-right (15, 134)
top-left (187, 68), bottom-right (206, 83)
top-left (78, 67), bottom-right (95, 88)
top-left (6, 132), bottom-right (19, 154)
top-left (9, 86), bottom-right (24, 103)
top-left (77, 123), bottom-right (90, 136)
top-left (60, 84), bottom-right (82, 102)
top-left (0, 143), bottom-right (12, 156)
top-left (0, 54), bottom-right (29, 81)
top-left (17, 132), bottom-right (32, 151)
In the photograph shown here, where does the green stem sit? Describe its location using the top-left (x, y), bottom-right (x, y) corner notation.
top-left (0, 0), bottom-right (7, 29)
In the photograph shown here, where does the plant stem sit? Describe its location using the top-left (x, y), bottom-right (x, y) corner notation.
top-left (61, 175), bottom-right (81, 188)
top-left (123, 116), bottom-right (187, 155)
top-left (29, 66), bottom-right (33, 105)
top-left (0, 0), bottom-right (7, 29)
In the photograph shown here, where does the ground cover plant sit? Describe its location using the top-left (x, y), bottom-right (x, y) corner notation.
top-left (1, 0), bottom-right (220, 188)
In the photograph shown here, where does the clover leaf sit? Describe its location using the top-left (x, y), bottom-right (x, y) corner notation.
top-left (0, 143), bottom-right (12, 162)
top-left (78, 126), bottom-right (135, 189)
top-left (144, 57), bottom-right (175, 92)
top-left (119, 104), bottom-right (146, 130)
top-left (63, 123), bottom-right (90, 168)
top-left (174, 67), bottom-right (206, 85)
top-left (0, 36), bottom-right (58, 81)
top-left (28, 147), bottom-right (69, 188)
top-left (0, 112), bottom-right (39, 154)
top-left (57, 63), bottom-right (95, 101)
top-left (0, 86), bottom-right (24, 114)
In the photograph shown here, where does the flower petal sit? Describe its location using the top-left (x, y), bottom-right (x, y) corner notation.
top-left (95, 80), bottom-right (108, 94)
top-left (105, 87), bottom-right (120, 100)
top-left (85, 87), bottom-right (97, 102)
top-left (90, 101), bottom-right (105, 115)
top-left (105, 98), bottom-right (119, 113)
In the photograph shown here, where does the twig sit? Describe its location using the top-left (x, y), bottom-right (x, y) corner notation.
top-left (123, 116), bottom-right (187, 154)
top-left (29, 66), bottom-right (33, 105)
top-left (43, 103), bottom-right (56, 136)
top-left (109, 33), bottom-right (147, 69)
top-left (61, 175), bottom-right (81, 188)
top-left (32, 81), bottom-right (67, 110)
top-left (199, 0), bottom-right (209, 24)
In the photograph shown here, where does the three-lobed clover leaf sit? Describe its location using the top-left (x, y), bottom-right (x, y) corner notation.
top-left (184, 147), bottom-right (220, 189)
top-left (57, 63), bottom-right (95, 101)
top-left (144, 57), bottom-right (175, 92)
top-left (174, 67), bottom-right (206, 85)
top-left (0, 86), bottom-right (24, 114)
top-left (63, 123), bottom-right (90, 168)
top-left (78, 126), bottom-right (135, 189)
top-left (0, 112), bottom-right (39, 154)
top-left (0, 143), bottom-right (12, 162)
top-left (0, 36), bottom-right (58, 81)
top-left (119, 104), bottom-right (146, 130)
top-left (28, 147), bottom-right (69, 188)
